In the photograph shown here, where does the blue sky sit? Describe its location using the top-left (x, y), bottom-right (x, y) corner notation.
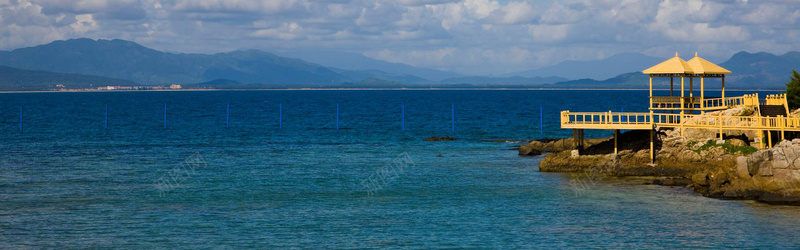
top-left (0, 0), bottom-right (798, 75)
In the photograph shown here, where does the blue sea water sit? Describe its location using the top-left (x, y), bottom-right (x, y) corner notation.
top-left (1, 90), bottom-right (799, 248)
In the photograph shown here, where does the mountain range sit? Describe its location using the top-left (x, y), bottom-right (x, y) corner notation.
top-left (0, 38), bottom-right (797, 90)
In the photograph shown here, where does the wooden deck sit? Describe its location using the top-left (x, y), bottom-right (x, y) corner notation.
top-left (561, 111), bottom-right (800, 132)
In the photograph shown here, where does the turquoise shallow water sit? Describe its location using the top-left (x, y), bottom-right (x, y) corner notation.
top-left (2, 90), bottom-right (799, 248)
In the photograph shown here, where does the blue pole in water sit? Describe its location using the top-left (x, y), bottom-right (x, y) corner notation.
top-left (402, 104), bottom-right (405, 132)
top-left (451, 103), bottom-right (455, 133)
top-left (336, 103), bottom-right (340, 130)
top-left (279, 103), bottom-right (283, 129)
top-left (105, 104), bottom-right (108, 129)
top-left (540, 105), bottom-right (544, 137)
top-left (163, 103), bottom-right (167, 129)
top-left (226, 103), bottom-right (230, 128)
top-left (19, 105), bottom-right (23, 133)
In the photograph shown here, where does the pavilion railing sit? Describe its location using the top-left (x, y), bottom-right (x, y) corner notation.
top-left (650, 94), bottom-right (760, 111)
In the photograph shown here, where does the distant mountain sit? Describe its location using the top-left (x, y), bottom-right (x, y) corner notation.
top-left (511, 52), bottom-right (663, 80)
top-left (0, 38), bottom-right (348, 85)
top-left (440, 76), bottom-right (567, 86)
top-left (0, 65), bottom-right (135, 91)
top-left (332, 68), bottom-right (431, 84)
top-left (276, 50), bottom-right (462, 81)
top-left (720, 51), bottom-right (800, 89)
top-left (549, 72), bottom-right (648, 89)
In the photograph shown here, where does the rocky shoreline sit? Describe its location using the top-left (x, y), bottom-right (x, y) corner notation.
top-left (520, 108), bottom-right (800, 205)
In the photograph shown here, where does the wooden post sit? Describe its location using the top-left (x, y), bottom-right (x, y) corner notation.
top-left (650, 128), bottom-right (655, 164)
top-left (719, 111), bottom-right (723, 140)
top-left (680, 110), bottom-right (685, 137)
top-left (573, 129), bottom-right (577, 149)
top-left (767, 129), bottom-right (772, 148)
top-left (614, 129), bottom-right (620, 155)
top-left (780, 115), bottom-right (785, 141)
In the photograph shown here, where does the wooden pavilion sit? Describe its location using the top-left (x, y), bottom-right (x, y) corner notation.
top-left (560, 53), bottom-right (796, 164)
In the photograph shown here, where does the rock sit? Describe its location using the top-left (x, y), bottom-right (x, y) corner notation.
top-left (736, 156), bottom-right (751, 179)
top-left (692, 173), bottom-right (709, 186)
top-left (518, 145), bottom-right (542, 156)
top-left (729, 138), bottom-right (747, 147)
top-left (747, 150), bottom-right (770, 176)
top-left (424, 136), bottom-right (457, 141)
top-left (436, 154), bottom-right (443, 157)
top-left (653, 177), bottom-right (692, 186)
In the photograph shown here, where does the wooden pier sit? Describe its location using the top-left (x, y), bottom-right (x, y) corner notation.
top-left (559, 53), bottom-right (795, 163)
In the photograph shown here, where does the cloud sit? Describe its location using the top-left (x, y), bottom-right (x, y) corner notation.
top-left (0, 0), bottom-right (798, 74)
top-left (71, 13), bottom-right (98, 33)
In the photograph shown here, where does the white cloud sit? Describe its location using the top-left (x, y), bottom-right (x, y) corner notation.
top-left (251, 22), bottom-right (303, 40)
top-left (71, 14), bottom-right (98, 33)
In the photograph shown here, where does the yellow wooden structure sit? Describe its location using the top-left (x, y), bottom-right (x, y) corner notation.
top-left (560, 53), bottom-right (796, 163)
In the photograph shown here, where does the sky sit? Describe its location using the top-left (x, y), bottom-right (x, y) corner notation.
top-left (0, 0), bottom-right (798, 75)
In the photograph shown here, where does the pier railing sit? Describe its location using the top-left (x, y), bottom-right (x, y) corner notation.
top-left (561, 110), bottom-right (800, 131)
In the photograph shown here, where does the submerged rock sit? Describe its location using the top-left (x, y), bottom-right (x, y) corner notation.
top-left (518, 144), bottom-right (542, 156)
top-left (424, 136), bottom-right (457, 141)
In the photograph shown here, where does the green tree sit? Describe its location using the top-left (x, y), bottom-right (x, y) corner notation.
top-left (787, 69), bottom-right (800, 111)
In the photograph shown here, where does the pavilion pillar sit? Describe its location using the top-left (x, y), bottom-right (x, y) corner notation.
top-left (670, 77), bottom-right (674, 97)
top-left (722, 76), bottom-right (726, 106)
top-left (649, 76), bottom-right (653, 110)
top-left (700, 77), bottom-right (705, 114)
top-left (689, 77), bottom-right (694, 113)
top-left (680, 76), bottom-right (685, 112)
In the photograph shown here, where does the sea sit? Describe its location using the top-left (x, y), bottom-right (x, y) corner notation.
top-left (2, 89), bottom-right (800, 248)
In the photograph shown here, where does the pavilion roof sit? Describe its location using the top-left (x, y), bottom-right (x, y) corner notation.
top-left (642, 53), bottom-right (694, 74)
top-left (686, 52), bottom-right (731, 74)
